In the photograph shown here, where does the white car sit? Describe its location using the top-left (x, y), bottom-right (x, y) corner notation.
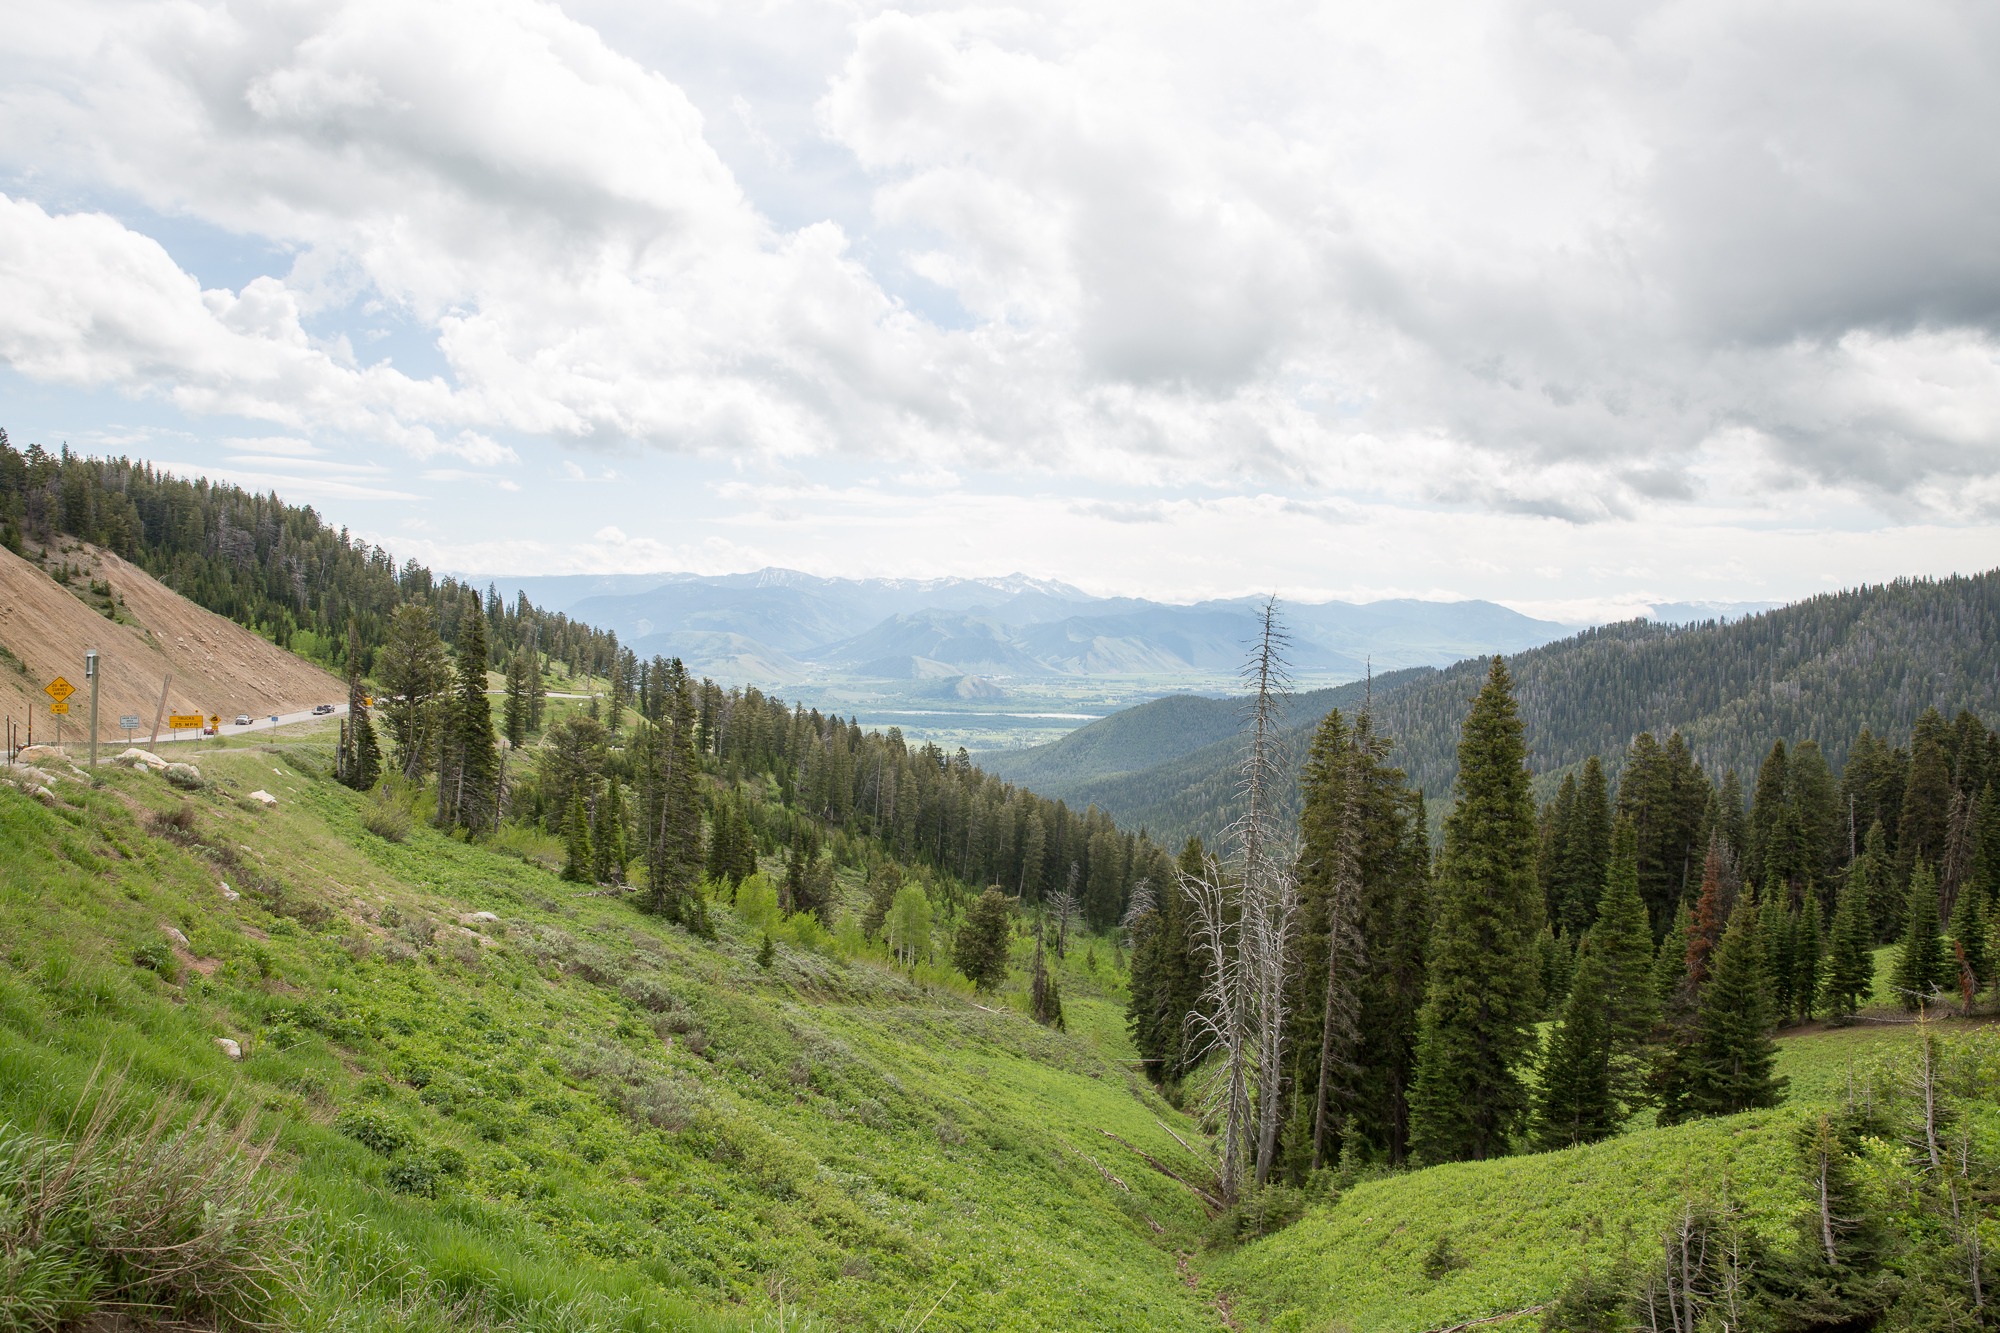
top-left (235, 715), bottom-right (252, 726)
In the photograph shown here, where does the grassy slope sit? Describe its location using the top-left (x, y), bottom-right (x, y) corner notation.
top-left (0, 733), bottom-right (1224, 1332)
top-left (1210, 1015), bottom-right (1975, 1332)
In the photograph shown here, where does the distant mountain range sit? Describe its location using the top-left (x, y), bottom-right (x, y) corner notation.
top-left (486, 569), bottom-right (1575, 688)
top-left (978, 571), bottom-right (2000, 847)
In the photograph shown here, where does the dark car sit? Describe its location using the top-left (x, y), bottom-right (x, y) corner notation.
top-left (312, 703), bottom-right (336, 715)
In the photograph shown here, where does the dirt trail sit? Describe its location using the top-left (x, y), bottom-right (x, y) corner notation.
top-left (0, 540), bottom-right (343, 743)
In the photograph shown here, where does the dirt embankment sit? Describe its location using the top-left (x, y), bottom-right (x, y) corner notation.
top-left (0, 540), bottom-right (344, 742)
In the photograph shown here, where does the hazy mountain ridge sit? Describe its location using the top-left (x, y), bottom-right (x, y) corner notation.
top-left (982, 571), bottom-right (2000, 846)
top-left (486, 568), bottom-right (1573, 687)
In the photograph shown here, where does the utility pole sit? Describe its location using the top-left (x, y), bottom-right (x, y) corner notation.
top-left (85, 649), bottom-right (100, 777)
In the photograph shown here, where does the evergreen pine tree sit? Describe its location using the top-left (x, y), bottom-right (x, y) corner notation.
top-left (1030, 916), bottom-right (1065, 1030)
top-left (502, 648), bottom-right (533, 747)
top-left (733, 802), bottom-right (759, 883)
top-left (337, 619), bottom-right (382, 791)
top-left (593, 779), bottom-right (626, 883)
top-left (1976, 781), bottom-right (2000, 911)
top-left (1890, 861), bottom-right (1950, 1011)
top-left (1946, 870), bottom-right (1989, 1013)
top-left (1653, 904), bottom-right (1692, 1006)
top-left (862, 864), bottom-right (902, 939)
top-left (955, 886), bottom-right (1012, 989)
top-left (757, 931), bottom-right (775, 969)
top-left (1410, 658), bottom-right (1542, 1164)
top-left (437, 604), bottom-right (498, 834)
top-left (1595, 817), bottom-right (1659, 1115)
top-left (1569, 755), bottom-right (1613, 932)
top-left (1746, 740), bottom-right (1790, 889)
top-left (1128, 837), bottom-right (1206, 1086)
top-left (639, 659), bottom-right (704, 921)
top-left (1764, 890), bottom-right (1797, 1024)
top-left (1533, 944), bottom-right (1617, 1150)
top-left (1854, 820), bottom-right (1899, 943)
top-left (704, 792), bottom-right (738, 886)
top-left (562, 787), bottom-right (592, 883)
top-left (1899, 718), bottom-right (1954, 879)
top-left (1716, 768), bottom-right (1748, 862)
top-left (1686, 893), bottom-right (1785, 1117)
top-left (377, 603), bottom-right (450, 781)
top-left (1824, 871), bottom-right (1874, 1021)
top-left (1538, 927), bottom-right (1574, 1017)
top-left (1540, 773), bottom-right (1579, 929)
top-left (1791, 893), bottom-right (1823, 1024)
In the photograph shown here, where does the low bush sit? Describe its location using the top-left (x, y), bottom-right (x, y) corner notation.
top-left (360, 790), bottom-right (411, 843)
top-left (130, 938), bottom-right (180, 982)
top-left (146, 801), bottom-right (197, 841)
top-left (335, 1107), bottom-right (411, 1157)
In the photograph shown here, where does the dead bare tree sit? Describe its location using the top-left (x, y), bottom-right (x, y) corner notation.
top-left (1180, 596), bottom-right (1302, 1200)
top-left (1183, 849), bottom-right (1252, 1201)
top-left (1049, 865), bottom-right (1081, 959)
top-left (1237, 598), bottom-right (1301, 1190)
top-left (1311, 713), bottom-right (1367, 1172)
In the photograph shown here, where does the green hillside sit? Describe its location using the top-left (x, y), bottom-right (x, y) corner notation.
top-left (991, 572), bottom-right (2000, 845)
top-left (8, 747), bottom-right (1987, 1330)
top-left (1212, 1022), bottom-right (1997, 1331)
top-left (0, 737), bottom-right (1225, 1331)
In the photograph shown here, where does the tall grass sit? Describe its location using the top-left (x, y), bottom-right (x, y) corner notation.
top-left (0, 1062), bottom-right (292, 1332)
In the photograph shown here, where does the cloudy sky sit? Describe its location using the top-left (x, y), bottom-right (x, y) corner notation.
top-left (2, 0), bottom-right (1997, 620)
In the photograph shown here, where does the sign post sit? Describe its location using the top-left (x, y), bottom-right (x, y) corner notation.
top-left (85, 650), bottom-right (100, 775)
top-left (44, 677), bottom-right (73, 753)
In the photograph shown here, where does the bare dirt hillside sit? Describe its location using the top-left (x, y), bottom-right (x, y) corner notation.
top-left (0, 540), bottom-right (343, 742)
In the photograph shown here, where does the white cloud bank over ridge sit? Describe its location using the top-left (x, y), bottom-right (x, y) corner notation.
top-left (0, 0), bottom-right (1997, 603)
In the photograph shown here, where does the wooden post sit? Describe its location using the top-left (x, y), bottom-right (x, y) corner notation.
top-left (149, 673), bottom-right (173, 747)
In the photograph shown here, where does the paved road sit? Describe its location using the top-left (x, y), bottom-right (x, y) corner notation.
top-left (32, 686), bottom-right (598, 757)
top-left (141, 703), bottom-right (349, 748)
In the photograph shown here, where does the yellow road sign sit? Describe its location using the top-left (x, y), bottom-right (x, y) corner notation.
top-left (209, 715), bottom-right (221, 729)
top-left (168, 713), bottom-right (205, 729)
top-left (44, 677), bottom-right (74, 702)
top-left (48, 700), bottom-right (69, 715)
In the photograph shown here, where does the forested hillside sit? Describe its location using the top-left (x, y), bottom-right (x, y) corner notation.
top-left (1128, 644), bottom-right (2000, 1327)
top-left (997, 571), bottom-right (2000, 846)
top-left (0, 434), bottom-right (621, 681)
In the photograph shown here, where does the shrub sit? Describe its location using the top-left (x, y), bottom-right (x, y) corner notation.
top-left (1422, 1232), bottom-right (1467, 1281)
top-left (1541, 1264), bottom-right (1632, 1332)
top-left (360, 790), bottom-right (411, 843)
top-left (383, 1154), bottom-right (440, 1197)
top-left (735, 872), bottom-right (780, 931)
top-left (619, 975), bottom-right (677, 1013)
top-left (0, 1067), bottom-right (293, 1331)
top-left (130, 939), bottom-right (180, 982)
top-left (146, 801), bottom-right (197, 841)
top-left (334, 1107), bottom-right (410, 1157)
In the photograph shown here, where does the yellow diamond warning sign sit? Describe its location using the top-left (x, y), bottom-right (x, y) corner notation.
top-left (44, 676), bottom-right (75, 703)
